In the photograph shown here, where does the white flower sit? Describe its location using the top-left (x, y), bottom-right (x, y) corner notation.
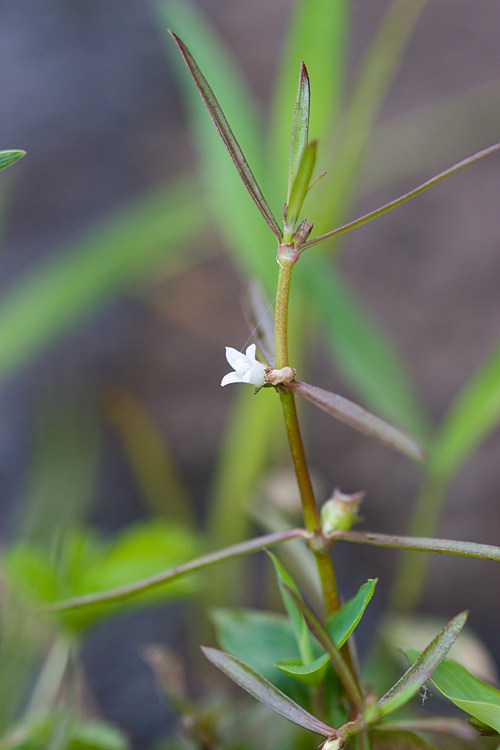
top-left (221, 344), bottom-right (267, 387)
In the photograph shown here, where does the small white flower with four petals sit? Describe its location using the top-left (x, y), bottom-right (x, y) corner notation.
top-left (221, 344), bottom-right (267, 388)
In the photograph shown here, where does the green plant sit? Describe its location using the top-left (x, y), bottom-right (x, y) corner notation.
top-left (1, 3), bottom-right (500, 749)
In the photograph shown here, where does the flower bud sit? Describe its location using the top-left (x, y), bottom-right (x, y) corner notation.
top-left (322, 738), bottom-right (341, 750)
top-left (321, 488), bottom-right (365, 534)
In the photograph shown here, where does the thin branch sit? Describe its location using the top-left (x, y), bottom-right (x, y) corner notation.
top-left (44, 528), bottom-right (307, 613)
top-left (331, 530), bottom-right (500, 561)
top-left (302, 142), bottom-right (500, 250)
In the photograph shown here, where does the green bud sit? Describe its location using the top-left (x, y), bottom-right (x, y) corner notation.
top-left (321, 489), bottom-right (365, 534)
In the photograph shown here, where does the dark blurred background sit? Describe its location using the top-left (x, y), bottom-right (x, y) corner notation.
top-left (1, 1), bottom-right (500, 747)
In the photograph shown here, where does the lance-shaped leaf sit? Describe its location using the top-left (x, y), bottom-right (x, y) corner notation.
top-left (302, 142), bottom-right (500, 250)
top-left (406, 653), bottom-right (500, 735)
top-left (289, 380), bottom-right (425, 462)
top-left (268, 553), bottom-right (314, 665)
top-left (287, 63), bottom-right (310, 204)
top-left (282, 585), bottom-right (364, 710)
top-left (330, 530), bottom-right (500, 562)
top-left (202, 647), bottom-right (335, 738)
top-left (327, 579), bottom-right (377, 649)
top-left (0, 149), bottom-right (26, 171)
top-left (285, 141), bottom-right (317, 234)
top-left (169, 32), bottom-right (282, 241)
top-left (378, 611), bottom-right (468, 718)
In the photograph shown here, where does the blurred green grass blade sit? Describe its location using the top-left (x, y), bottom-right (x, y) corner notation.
top-left (315, 0), bottom-right (428, 237)
top-left (104, 386), bottom-right (194, 526)
top-left (206, 388), bottom-right (283, 604)
top-left (287, 62), bottom-right (311, 205)
top-left (0, 178), bottom-right (204, 384)
top-left (392, 344), bottom-right (500, 612)
top-left (363, 79), bottom-right (500, 196)
top-left (19, 397), bottom-right (101, 547)
top-left (169, 31), bottom-right (281, 240)
top-left (271, 0), bottom-right (348, 171)
top-left (430, 344), bottom-right (500, 482)
top-left (157, 0), bottom-right (276, 288)
top-left (303, 258), bottom-right (430, 441)
top-left (0, 149), bottom-right (26, 172)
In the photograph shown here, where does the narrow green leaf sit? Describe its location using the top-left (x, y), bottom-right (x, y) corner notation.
top-left (44, 529), bottom-right (305, 613)
top-left (285, 141), bottom-right (317, 235)
top-left (407, 654), bottom-right (500, 734)
top-left (378, 611), bottom-right (468, 717)
top-left (327, 579), bottom-right (377, 648)
top-left (0, 150), bottom-right (26, 172)
top-left (303, 142), bottom-right (500, 250)
top-left (430, 344), bottom-right (500, 482)
top-left (289, 380), bottom-right (426, 462)
top-left (168, 31), bottom-right (281, 241)
top-left (271, 0), bottom-right (348, 165)
top-left (282, 585), bottom-right (364, 710)
top-left (332, 530), bottom-right (500, 562)
top-left (268, 552), bottom-right (314, 665)
top-left (156, 1), bottom-right (275, 286)
top-left (287, 63), bottom-right (310, 204)
top-left (202, 647), bottom-right (334, 737)
top-left (0, 178), bottom-right (204, 385)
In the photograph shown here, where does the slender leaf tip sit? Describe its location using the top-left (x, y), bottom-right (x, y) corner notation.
top-left (168, 30), bottom-right (282, 241)
top-left (0, 149), bottom-right (27, 171)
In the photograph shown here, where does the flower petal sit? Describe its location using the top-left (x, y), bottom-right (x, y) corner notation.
top-left (245, 343), bottom-right (257, 361)
top-left (225, 346), bottom-right (244, 368)
top-left (221, 372), bottom-right (243, 387)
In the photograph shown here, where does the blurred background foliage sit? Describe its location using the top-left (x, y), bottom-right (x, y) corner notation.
top-left (1, 0), bottom-right (500, 748)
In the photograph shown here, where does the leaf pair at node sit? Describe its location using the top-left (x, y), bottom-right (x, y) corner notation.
top-left (204, 555), bottom-right (475, 747)
top-left (170, 32), bottom-right (500, 255)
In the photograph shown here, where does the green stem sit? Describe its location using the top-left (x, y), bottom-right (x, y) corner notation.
top-left (274, 257), bottom-right (340, 614)
top-left (274, 250), bottom-right (363, 710)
